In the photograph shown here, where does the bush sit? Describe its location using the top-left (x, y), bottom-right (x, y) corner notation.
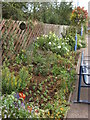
top-left (36, 32), bottom-right (71, 56)
top-left (2, 65), bottom-right (32, 94)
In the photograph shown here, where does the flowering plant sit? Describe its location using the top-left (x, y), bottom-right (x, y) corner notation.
top-left (71, 6), bottom-right (88, 26)
top-left (19, 92), bottom-right (26, 100)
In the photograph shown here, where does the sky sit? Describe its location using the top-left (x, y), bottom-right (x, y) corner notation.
top-left (72, 0), bottom-right (90, 11)
top-left (58, 0), bottom-right (90, 11)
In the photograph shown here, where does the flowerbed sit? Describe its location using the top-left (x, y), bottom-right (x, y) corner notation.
top-left (2, 32), bottom-right (86, 119)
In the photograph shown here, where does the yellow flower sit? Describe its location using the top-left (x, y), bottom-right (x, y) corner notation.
top-left (60, 108), bottom-right (63, 111)
top-left (64, 100), bottom-right (66, 103)
top-left (22, 49), bottom-right (25, 53)
top-left (58, 112), bottom-right (60, 114)
top-left (48, 111), bottom-right (50, 116)
top-left (15, 81), bottom-right (17, 86)
top-left (56, 114), bottom-right (58, 117)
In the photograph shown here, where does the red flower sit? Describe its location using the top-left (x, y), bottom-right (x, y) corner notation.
top-left (19, 92), bottom-right (26, 100)
top-left (72, 10), bottom-right (75, 14)
top-left (35, 109), bottom-right (39, 113)
top-left (77, 6), bottom-right (80, 10)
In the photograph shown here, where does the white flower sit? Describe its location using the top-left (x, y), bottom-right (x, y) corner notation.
top-left (45, 35), bottom-right (48, 37)
top-left (67, 49), bottom-right (69, 52)
top-left (65, 47), bottom-right (69, 52)
top-left (79, 39), bottom-right (81, 42)
top-left (37, 37), bottom-right (39, 39)
top-left (50, 31), bottom-right (52, 34)
top-left (79, 43), bottom-right (82, 47)
top-left (49, 42), bottom-right (51, 45)
top-left (4, 114), bottom-right (7, 118)
top-left (13, 113), bottom-right (15, 116)
top-left (43, 34), bottom-right (45, 37)
top-left (4, 110), bottom-right (8, 113)
top-left (58, 46), bottom-right (61, 48)
top-left (8, 115), bottom-right (10, 118)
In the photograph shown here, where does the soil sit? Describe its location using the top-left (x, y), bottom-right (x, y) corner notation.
top-left (7, 50), bottom-right (80, 108)
top-left (22, 74), bottom-right (60, 108)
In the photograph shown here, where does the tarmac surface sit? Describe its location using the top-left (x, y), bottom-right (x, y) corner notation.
top-left (66, 34), bottom-right (90, 119)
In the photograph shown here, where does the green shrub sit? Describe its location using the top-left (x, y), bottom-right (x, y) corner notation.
top-left (15, 50), bottom-right (28, 64)
top-left (36, 32), bottom-right (71, 56)
top-left (2, 66), bottom-right (16, 94)
top-left (2, 65), bottom-right (31, 94)
top-left (18, 66), bottom-right (31, 92)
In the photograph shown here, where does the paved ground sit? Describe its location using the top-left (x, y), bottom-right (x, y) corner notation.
top-left (88, 34), bottom-right (90, 119)
top-left (66, 34), bottom-right (90, 119)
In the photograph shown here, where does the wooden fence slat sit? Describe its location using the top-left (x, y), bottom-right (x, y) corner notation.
top-left (0, 19), bottom-right (6, 30)
top-left (2, 19), bottom-right (68, 62)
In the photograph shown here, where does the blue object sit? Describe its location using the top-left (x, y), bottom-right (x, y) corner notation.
top-left (74, 32), bottom-right (77, 51)
top-left (81, 25), bottom-right (83, 36)
top-left (74, 52), bottom-right (90, 104)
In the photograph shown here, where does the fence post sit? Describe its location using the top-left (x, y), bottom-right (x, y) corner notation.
top-left (81, 24), bottom-right (83, 36)
top-left (74, 30), bottom-right (77, 51)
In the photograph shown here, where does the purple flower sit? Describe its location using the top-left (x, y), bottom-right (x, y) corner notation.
top-left (14, 93), bottom-right (19, 99)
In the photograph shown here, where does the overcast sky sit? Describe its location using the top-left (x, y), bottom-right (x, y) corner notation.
top-left (73, 0), bottom-right (90, 11)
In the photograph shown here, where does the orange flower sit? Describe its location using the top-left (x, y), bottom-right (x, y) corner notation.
top-left (27, 106), bottom-right (32, 112)
top-left (19, 92), bottom-right (26, 100)
top-left (23, 94), bottom-right (26, 100)
top-left (60, 108), bottom-right (63, 111)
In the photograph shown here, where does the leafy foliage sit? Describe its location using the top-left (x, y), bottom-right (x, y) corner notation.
top-left (71, 6), bottom-right (88, 26)
top-left (2, 65), bottom-right (31, 94)
top-left (2, 2), bottom-right (28, 20)
top-left (2, 92), bottom-right (36, 118)
top-left (35, 32), bottom-right (85, 56)
top-left (2, 2), bottom-right (73, 25)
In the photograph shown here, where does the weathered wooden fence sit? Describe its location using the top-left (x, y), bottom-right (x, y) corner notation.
top-left (1, 19), bottom-right (44, 61)
top-left (0, 19), bottom-right (68, 61)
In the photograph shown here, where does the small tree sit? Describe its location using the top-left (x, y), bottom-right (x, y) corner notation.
top-left (71, 6), bottom-right (88, 26)
top-left (71, 6), bottom-right (88, 34)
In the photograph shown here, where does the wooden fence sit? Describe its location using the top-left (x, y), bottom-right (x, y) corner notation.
top-left (0, 19), bottom-right (68, 62)
top-left (0, 19), bottom-right (44, 61)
